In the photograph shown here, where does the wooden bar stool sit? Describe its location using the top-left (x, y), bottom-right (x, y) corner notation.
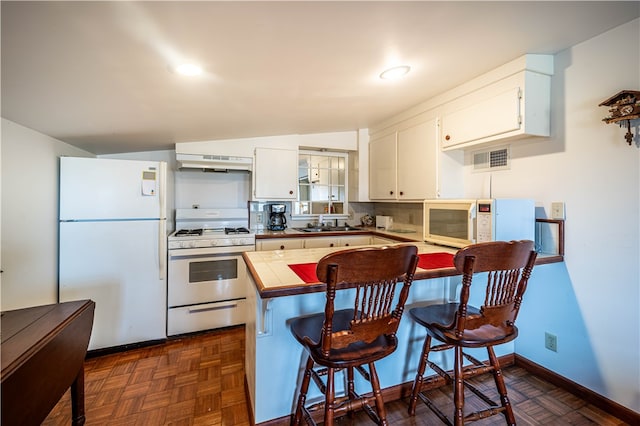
top-left (289, 245), bottom-right (419, 426)
top-left (407, 240), bottom-right (537, 425)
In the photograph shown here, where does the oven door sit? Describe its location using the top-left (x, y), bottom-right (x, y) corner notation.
top-left (168, 246), bottom-right (252, 307)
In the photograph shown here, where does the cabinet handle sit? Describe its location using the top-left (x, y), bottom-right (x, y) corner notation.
top-left (280, 245), bottom-right (285, 250)
top-left (330, 243), bottom-right (334, 247)
top-left (445, 134), bottom-right (451, 141)
top-left (389, 191), bottom-right (394, 195)
top-left (344, 243), bottom-right (350, 246)
top-left (289, 190), bottom-right (294, 195)
top-left (399, 191), bottom-right (404, 196)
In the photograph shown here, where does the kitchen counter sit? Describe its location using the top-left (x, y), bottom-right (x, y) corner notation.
top-left (243, 242), bottom-right (458, 298)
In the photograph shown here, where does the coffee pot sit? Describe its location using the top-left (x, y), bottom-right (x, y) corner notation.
top-left (267, 204), bottom-right (287, 231)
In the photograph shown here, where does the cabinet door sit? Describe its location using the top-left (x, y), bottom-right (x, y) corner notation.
top-left (397, 119), bottom-right (438, 199)
top-left (441, 87), bottom-right (521, 149)
top-left (303, 237), bottom-right (339, 249)
top-left (369, 133), bottom-right (397, 200)
top-left (257, 239), bottom-right (305, 251)
top-left (371, 237), bottom-right (397, 245)
top-left (338, 236), bottom-right (371, 247)
top-left (254, 148), bottom-right (298, 200)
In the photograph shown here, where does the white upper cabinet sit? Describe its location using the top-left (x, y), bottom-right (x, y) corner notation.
top-left (397, 119), bottom-right (438, 199)
top-left (369, 118), bottom-right (453, 201)
top-left (440, 57), bottom-right (553, 150)
top-left (253, 147), bottom-right (298, 200)
top-left (368, 132), bottom-right (397, 200)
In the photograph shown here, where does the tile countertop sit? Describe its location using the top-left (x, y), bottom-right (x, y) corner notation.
top-left (243, 242), bottom-right (459, 298)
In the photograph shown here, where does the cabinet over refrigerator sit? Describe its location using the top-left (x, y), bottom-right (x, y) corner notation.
top-left (58, 157), bottom-right (167, 350)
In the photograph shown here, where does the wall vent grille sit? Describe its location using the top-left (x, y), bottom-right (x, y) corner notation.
top-left (473, 146), bottom-right (510, 171)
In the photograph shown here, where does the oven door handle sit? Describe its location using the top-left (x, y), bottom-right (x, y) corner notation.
top-left (187, 301), bottom-right (239, 313)
top-left (169, 246), bottom-right (254, 257)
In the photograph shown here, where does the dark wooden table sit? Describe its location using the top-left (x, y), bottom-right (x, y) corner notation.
top-left (1, 300), bottom-right (95, 426)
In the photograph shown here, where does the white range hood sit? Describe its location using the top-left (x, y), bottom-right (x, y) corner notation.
top-left (176, 153), bottom-right (252, 172)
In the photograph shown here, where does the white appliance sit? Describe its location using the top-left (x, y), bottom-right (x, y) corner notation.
top-left (176, 153), bottom-right (252, 172)
top-left (376, 215), bottom-right (393, 230)
top-left (167, 208), bottom-right (255, 336)
top-left (58, 157), bottom-right (167, 350)
top-left (423, 198), bottom-right (535, 248)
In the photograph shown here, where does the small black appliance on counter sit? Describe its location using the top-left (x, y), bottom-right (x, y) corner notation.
top-left (267, 204), bottom-right (287, 231)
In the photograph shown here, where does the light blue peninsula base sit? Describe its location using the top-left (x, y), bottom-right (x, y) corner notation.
top-left (243, 246), bottom-right (517, 425)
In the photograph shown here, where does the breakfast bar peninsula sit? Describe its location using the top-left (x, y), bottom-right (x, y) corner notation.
top-left (242, 242), bottom-right (527, 425)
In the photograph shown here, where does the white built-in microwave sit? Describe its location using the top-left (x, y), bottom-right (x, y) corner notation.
top-left (423, 198), bottom-right (535, 248)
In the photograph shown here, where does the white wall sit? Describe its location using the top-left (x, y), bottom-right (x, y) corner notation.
top-left (463, 19), bottom-right (639, 412)
top-left (0, 119), bottom-right (93, 310)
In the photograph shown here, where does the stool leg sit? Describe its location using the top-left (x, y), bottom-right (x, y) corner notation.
top-left (347, 366), bottom-right (356, 419)
top-left (369, 362), bottom-right (388, 426)
top-left (325, 367), bottom-right (335, 426)
top-left (408, 334), bottom-right (432, 415)
top-left (488, 346), bottom-right (516, 425)
top-left (453, 345), bottom-right (464, 426)
top-left (292, 356), bottom-right (314, 426)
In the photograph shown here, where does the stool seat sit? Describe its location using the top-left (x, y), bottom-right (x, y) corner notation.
top-left (290, 309), bottom-right (398, 367)
top-left (409, 303), bottom-right (517, 347)
top-left (289, 245), bottom-right (419, 426)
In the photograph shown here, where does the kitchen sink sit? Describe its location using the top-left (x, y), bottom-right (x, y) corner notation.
top-left (294, 226), bottom-right (363, 233)
top-left (327, 226), bottom-right (363, 232)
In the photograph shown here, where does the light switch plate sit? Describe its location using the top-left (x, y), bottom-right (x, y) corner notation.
top-left (551, 202), bottom-right (565, 219)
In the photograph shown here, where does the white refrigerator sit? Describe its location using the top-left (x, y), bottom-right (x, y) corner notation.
top-left (59, 157), bottom-right (167, 350)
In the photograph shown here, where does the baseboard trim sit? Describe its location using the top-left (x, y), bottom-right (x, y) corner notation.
top-left (253, 353), bottom-right (639, 425)
top-left (514, 354), bottom-right (639, 425)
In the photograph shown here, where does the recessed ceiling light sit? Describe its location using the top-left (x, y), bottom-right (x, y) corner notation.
top-left (174, 63), bottom-right (203, 76)
top-left (379, 65), bottom-right (411, 80)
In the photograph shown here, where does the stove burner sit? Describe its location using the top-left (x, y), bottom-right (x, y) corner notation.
top-left (175, 229), bottom-right (203, 237)
top-left (225, 227), bottom-right (250, 235)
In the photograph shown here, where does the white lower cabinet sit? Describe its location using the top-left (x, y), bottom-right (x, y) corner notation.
top-left (303, 235), bottom-right (371, 249)
top-left (256, 235), bottom-right (372, 251)
top-left (303, 237), bottom-right (339, 249)
top-left (256, 238), bottom-right (305, 251)
top-left (338, 236), bottom-right (372, 247)
top-left (371, 237), bottom-right (397, 245)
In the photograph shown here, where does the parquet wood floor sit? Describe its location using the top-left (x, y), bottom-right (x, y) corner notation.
top-left (43, 325), bottom-right (629, 426)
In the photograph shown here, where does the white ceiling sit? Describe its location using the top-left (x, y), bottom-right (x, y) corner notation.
top-left (2, 1), bottom-right (639, 154)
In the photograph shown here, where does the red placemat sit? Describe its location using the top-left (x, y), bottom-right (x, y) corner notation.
top-left (417, 253), bottom-right (455, 270)
top-left (288, 263), bottom-right (319, 283)
top-left (289, 253), bottom-right (454, 283)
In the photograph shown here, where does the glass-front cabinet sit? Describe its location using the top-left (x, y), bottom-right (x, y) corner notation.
top-left (294, 150), bottom-right (348, 218)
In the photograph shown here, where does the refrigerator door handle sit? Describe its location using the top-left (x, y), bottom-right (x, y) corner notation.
top-left (159, 219), bottom-right (167, 281)
top-left (158, 161), bottom-right (167, 281)
top-left (158, 161), bottom-right (167, 219)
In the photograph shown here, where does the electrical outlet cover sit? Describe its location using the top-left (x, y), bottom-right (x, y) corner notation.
top-left (551, 202), bottom-right (565, 220)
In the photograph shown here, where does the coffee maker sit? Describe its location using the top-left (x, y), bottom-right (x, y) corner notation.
top-left (267, 204), bottom-right (287, 231)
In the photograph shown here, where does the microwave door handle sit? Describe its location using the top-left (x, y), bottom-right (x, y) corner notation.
top-left (469, 203), bottom-right (477, 243)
